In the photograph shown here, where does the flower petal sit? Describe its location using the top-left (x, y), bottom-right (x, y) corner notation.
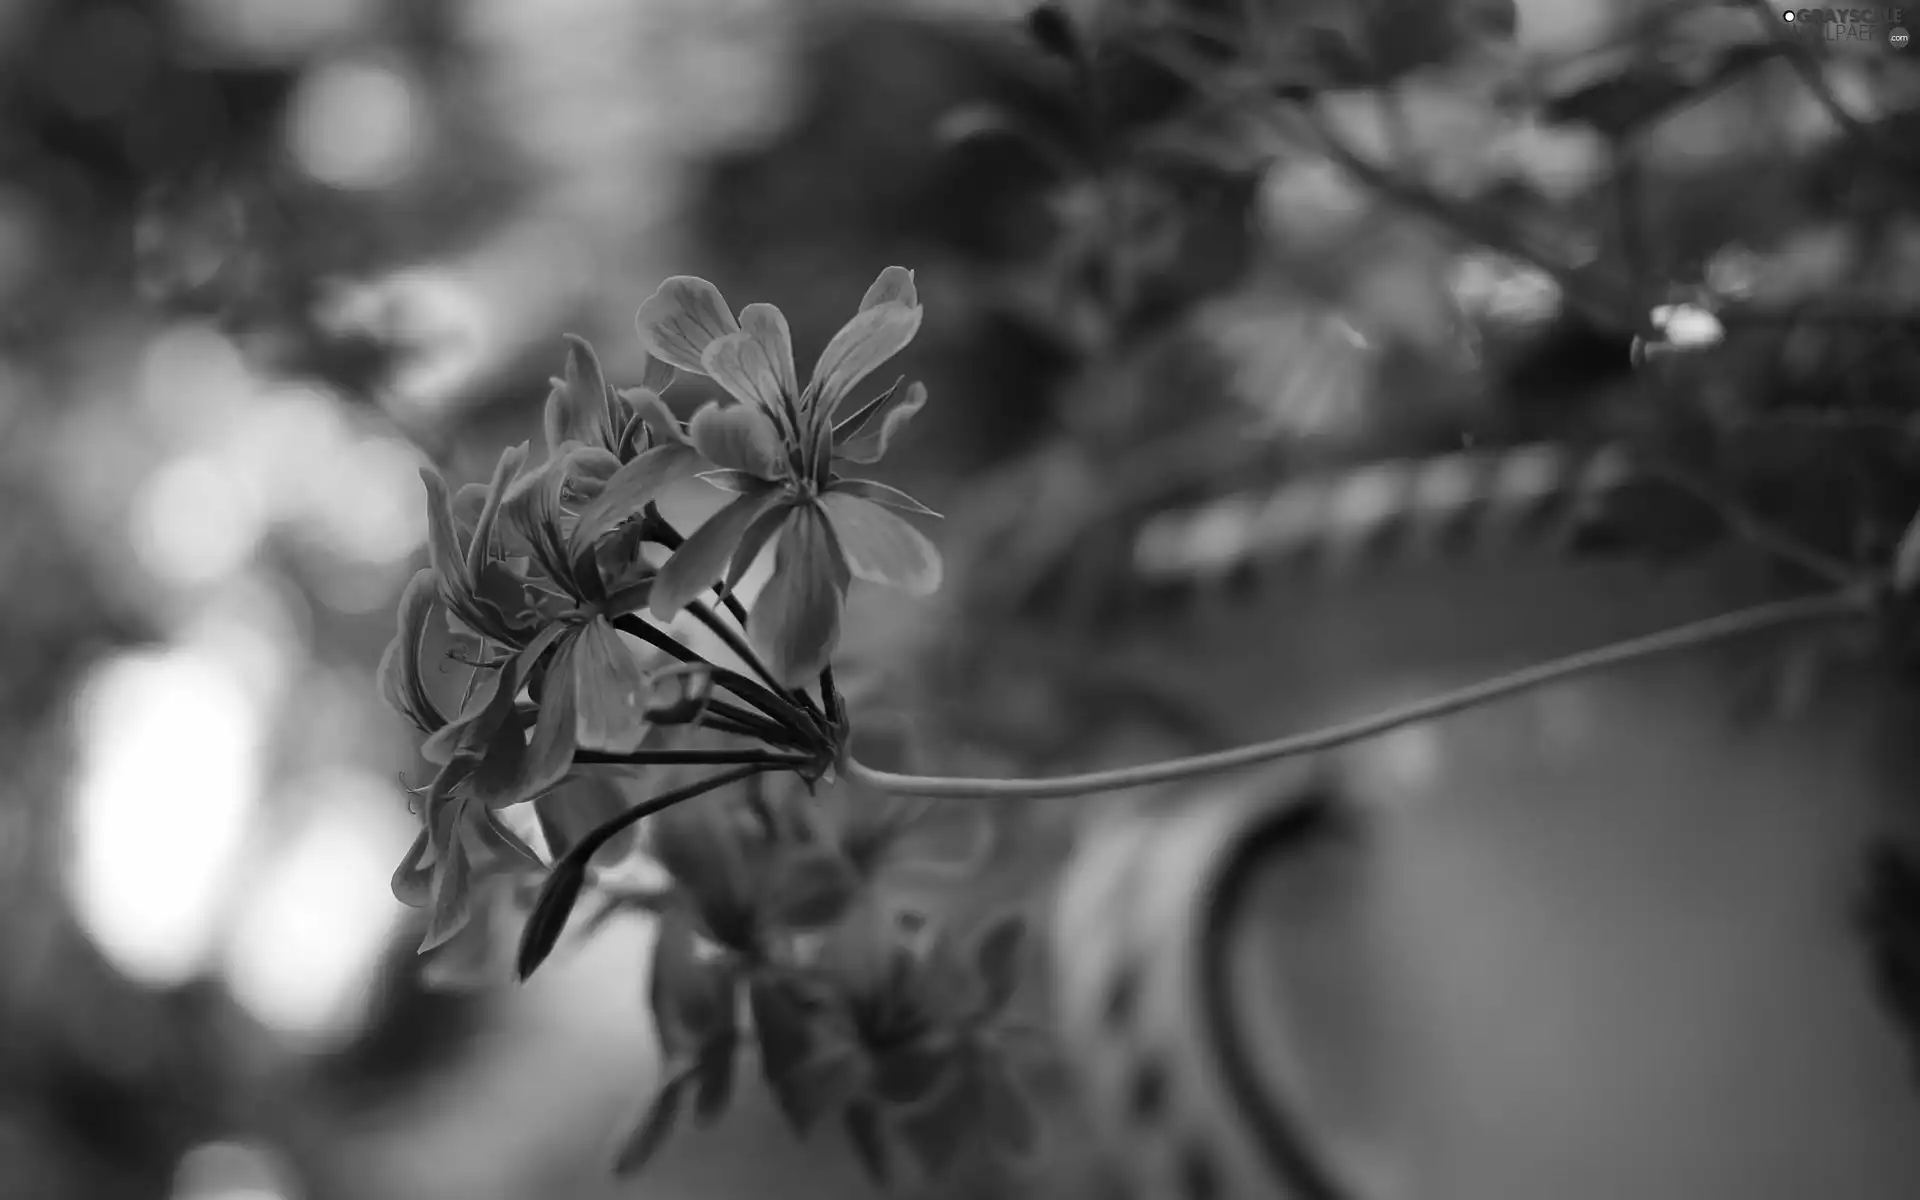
top-left (697, 469), bottom-right (767, 494)
top-left (702, 331), bottom-right (786, 414)
top-left (809, 283), bottom-right (924, 420)
top-left (699, 302), bottom-right (799, 419)
top-left (650, 486), bottom-right (788, 620)
top-left (724, 496), bottom-right (797, 600)
top-left (623, 387), bottom-right (689, 448)
top-left (570, 616), bottom-right (654, 753)
top-left (542, 334), bottom-right (613, 454)
top-left (421, 466), bottom-right (473, 592)
top-left (638, 352), bottom-right (677, 395)
top-left (828, 477), bottom-right (941, 517)
top-left (818, 492), bottom-right (943, 596)
top-left (541, 379), bottom-right (570, 460)
top-left (380, 568), bottom-right (447, 734)
top-left (834, 382), bottom-right (926, 465)
top-left (636, 276), bottom-right (741, 375)
top-left (751, 503), bottom-right (849, 687)
top-left (517, 633), bottom-right (582, 798)
top-left (741, 303), bottom-right (800, 400)
top-left (467, 625), bottom-right (573, 807)
top-left (687, 400), bottom-right (787, 478)
top-left (499, 452), bottom-right (579, 597)
top-left (566, 442), bottom-right (705, 563)
top-left (392, 827), bottom-right (434, 907)
top-left (465, 444), bottom-right (531, 584)
top-left (456, 481), bottom-right (536, 558)
top-left (858, 265), bottom-right (919, 312)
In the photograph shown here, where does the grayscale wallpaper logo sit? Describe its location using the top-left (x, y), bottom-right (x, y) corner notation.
top-left (1781, 7), bottom-right (1910, 47)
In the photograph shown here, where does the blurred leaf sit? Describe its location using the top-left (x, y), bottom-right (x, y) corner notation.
top-left (1859, 843), bottom-right (1920, 1084)
top-left (872, 1041), bottom-right (952, 1105)
top-left (842, 1099), bottom-right (893, 1188)
top-left (1893, 504), bottom-right (1920, 594)
top-left (973, 913), bottom-right (1028, 1020)
top-left (894, 1058), bottom-right (979, 1179)
top-left (973, 1049), bottom-right (1040, 1160)
top-left (611, 1071), bottom-right (690, 1177)
top-left (765, 845), bottom-right (862, 930)
top-left (649, 908), bottom-right (738, 1064)
top-left (1025, 2), bottom-right (1082, 62)
top-left (693, 1019), bottom-right (740, 1124)
top-left (749, 975), bottom-right (868, 1136)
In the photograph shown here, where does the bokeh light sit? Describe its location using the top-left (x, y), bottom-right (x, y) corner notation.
top-left (131, 451), bottom-right (270, 588)
top-left (285, 55), bottom-right (424, 191)
top-left (66, 645), bottom-right (268, 988)
top-left (221, 768), bottom-right (413, 1046)
top-left (169, 1140), bottom-right (299, 1200)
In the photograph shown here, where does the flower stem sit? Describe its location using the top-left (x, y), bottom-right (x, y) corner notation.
top-left (609, 612), bottom-right (822, 747)
top-left (842, 588), bottom-right (1874, 801)
top-left (820, 664), bottom-right (842, 730)
top-left (573, 747), bottom-right (815, 768)
top-left (686, 598), bottom-right (831, 733)
top-left (516, 762), bottom-right (779, 979)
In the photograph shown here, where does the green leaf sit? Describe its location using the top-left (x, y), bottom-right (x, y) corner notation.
top-left (748, 976), bottom-right (868, 1136)
top-left (973, 913), bottom-right (1027, 1020)
top-left (611, 1071), bottom-right (690, 1177)
top-left (516, 852), bottom-right (590, 980)
top-left (817, 492), bottom-right (942, 596)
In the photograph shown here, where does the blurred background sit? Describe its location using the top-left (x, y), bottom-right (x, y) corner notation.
top-left (0, 0), bottom-right (1916, 1197)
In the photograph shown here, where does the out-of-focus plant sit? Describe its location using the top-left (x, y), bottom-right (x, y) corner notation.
top-left (381, 0), bottom-right (1920, 1190)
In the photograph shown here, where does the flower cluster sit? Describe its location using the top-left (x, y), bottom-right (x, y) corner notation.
top-left (380, 268), bottom-right (1035, 1185)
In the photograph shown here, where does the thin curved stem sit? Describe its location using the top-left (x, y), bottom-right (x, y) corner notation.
top-left (843, 587), bottom-right (1875, 801)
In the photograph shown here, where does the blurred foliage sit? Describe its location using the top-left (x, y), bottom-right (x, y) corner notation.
top-left (6, 0), bottom-right (1920, 1197)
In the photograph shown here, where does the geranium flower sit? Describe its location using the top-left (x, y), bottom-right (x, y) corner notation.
top-left (633, 267), bottom-right (944, 686)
